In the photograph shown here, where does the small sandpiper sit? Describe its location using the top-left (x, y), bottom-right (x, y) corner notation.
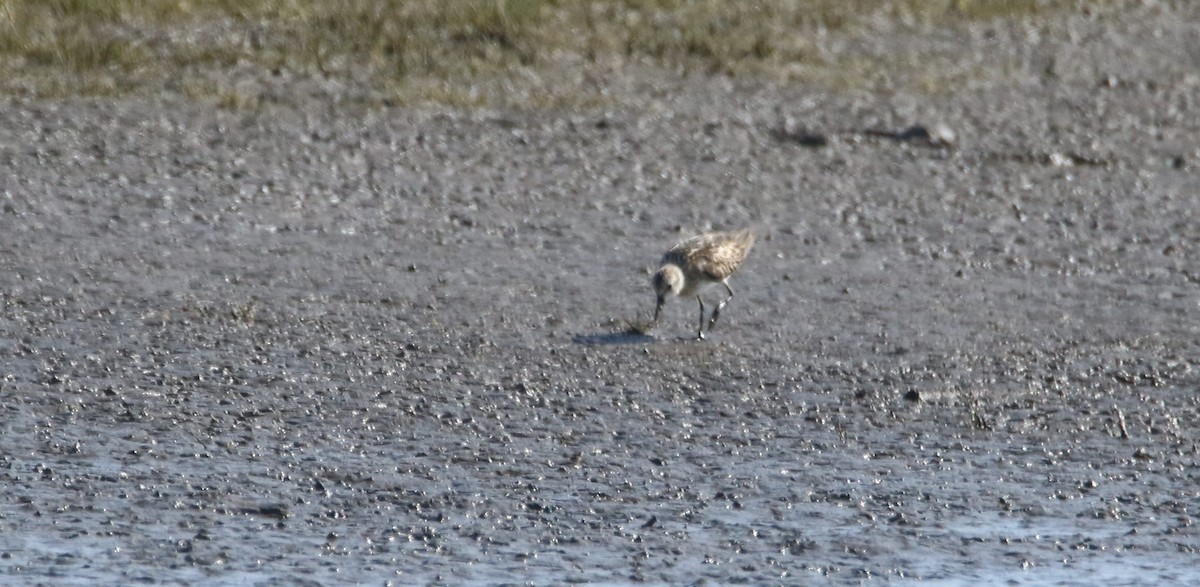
top-left (651, 228), bottom-right (756, 340)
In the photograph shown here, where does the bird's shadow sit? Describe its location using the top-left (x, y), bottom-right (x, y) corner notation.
top-left (572, 331), bottom-right (657, 346)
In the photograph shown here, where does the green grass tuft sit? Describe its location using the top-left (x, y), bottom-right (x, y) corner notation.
top-left (621, 315), bottom-right (657, 336)
top-left (0, 0), bottom-right (1104, 105)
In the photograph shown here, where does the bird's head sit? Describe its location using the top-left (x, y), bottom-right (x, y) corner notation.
top-left (651, 265), bottom-right (683, 322)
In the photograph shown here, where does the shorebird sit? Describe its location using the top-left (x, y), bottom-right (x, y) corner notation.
top-left (651, 228), bottom-right (756, 340)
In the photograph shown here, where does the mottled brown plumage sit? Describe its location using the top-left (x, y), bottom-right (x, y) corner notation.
top-left (651, 228), bottom-right (756, 340)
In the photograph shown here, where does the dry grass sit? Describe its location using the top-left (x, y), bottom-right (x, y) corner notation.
top-left (0, 0), bottom-right (1101, 106)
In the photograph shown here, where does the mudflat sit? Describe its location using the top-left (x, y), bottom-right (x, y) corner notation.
top-left (1, 4), bottom-right (1199, 586)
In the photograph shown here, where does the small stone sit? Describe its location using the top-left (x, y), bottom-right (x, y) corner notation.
top-left (1048, 152), bottom-right (1073, 167)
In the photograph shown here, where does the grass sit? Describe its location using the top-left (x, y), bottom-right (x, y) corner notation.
top-left (0, 0), bottom-right (1103, 107)
top-left (621, 314), bottom-right (658, 336)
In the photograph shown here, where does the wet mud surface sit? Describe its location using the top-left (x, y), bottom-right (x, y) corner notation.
top-left (3, 8), bottom-right (1200, 587)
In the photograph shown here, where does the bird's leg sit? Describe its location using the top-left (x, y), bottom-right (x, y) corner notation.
top-left (695, 296), bottom-right (706, 340)
top-left (708, 282), bottom-right (735, 330)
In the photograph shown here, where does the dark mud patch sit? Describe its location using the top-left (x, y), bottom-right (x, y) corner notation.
top-left (573, 331), bottom-right (657, 346)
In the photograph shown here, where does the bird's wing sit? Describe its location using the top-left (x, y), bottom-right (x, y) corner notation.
top-left (663, 230), bottom-right (755, 281)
